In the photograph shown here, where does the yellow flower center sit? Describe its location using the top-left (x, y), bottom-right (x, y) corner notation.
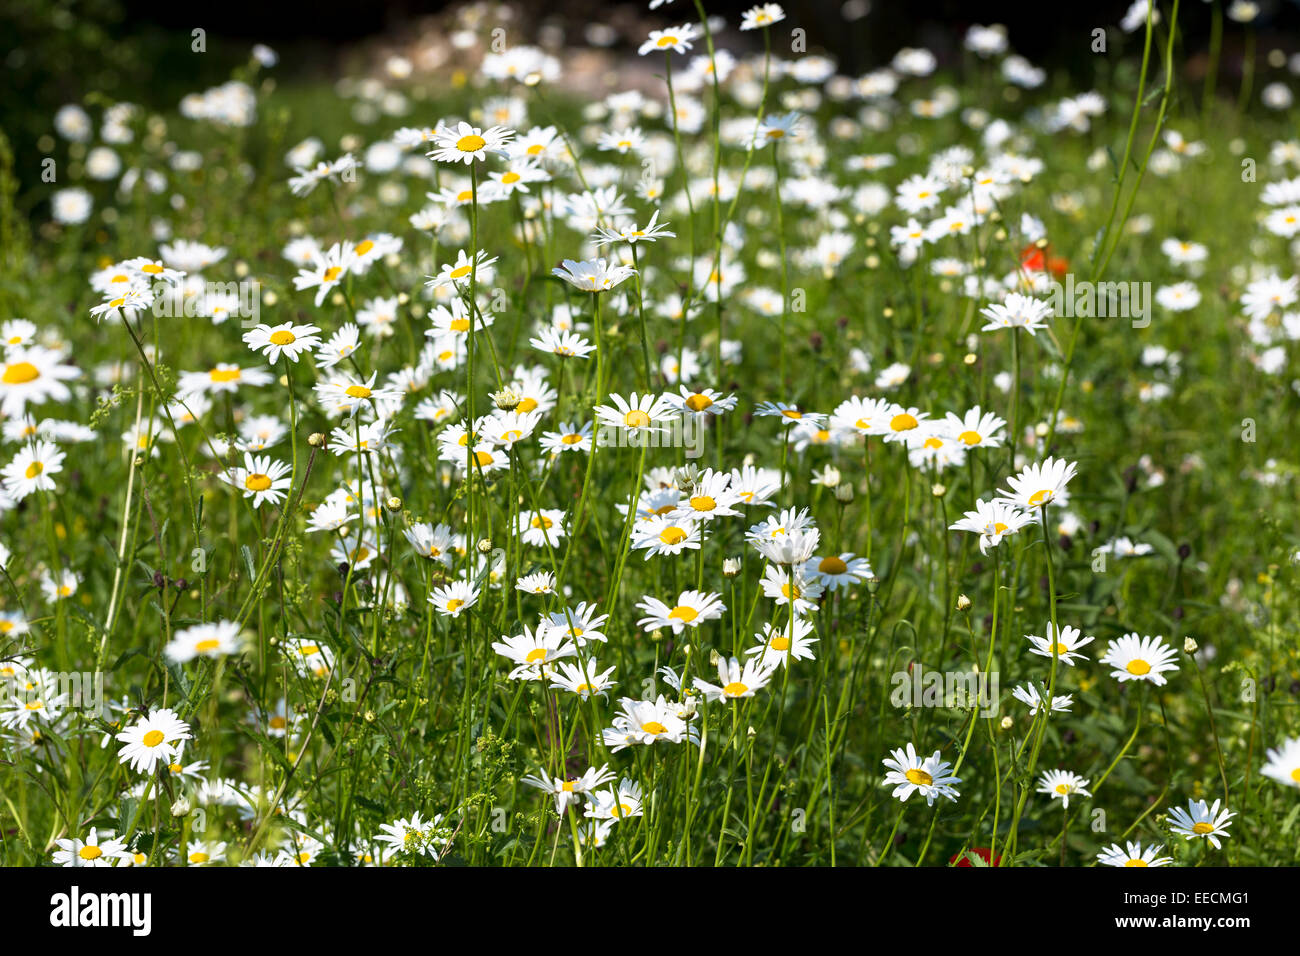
top-left (993, 522), bottom-right (1008, 534)
top-left (501, 172), bottom-right (520, 184)
top-left (1055, 783), bottom-right (1069, 794)
top-left (1126, 659), bottom-right (1151, 676)
top-left (456, 134), bottom-right (487, 152)
top-left (667, 605), bottom-right (698, 623)
top-left (905, 768), bottom-right (933, 786)
top-left (517, 397), bottom-right (538, 413)
top-left (209, 367), bottom-right (241, 382)
top-left (445, 598), bottom-right (464, 612)
top-left (659, 527), bottom-right (688, 545)
top-left (449, 317), bottom-right (471, 332)
top-left (769, 636), bottom-right (791, 651)
top-left (245, 473), bottom-right (273, 492)
top-left (781, 409), bottom-right (803, 419)
top-left (526, 144), bottom-right (544, 155)
top-left (1191, 822), bottom-right (1214, 835)
top-left (685, 393), bottom-right (713, 412)
top-left (624, 410), bottom-right (651, 428)
top-left (449, 265), bottom-right (473, 279)
top-left (79, 846), bottom-right (103, 860)
top-left (656, 35), bottom-right (678, 48)
top-left (642, 721), bottom-right (667, 734)
top-left (142, 730), bottom-right (165, 747)
top-left (322, 266), bottom-right (343, 282)
top-left (269, 330), bottom-right (296, 345)
top-left (561, 433), bottom-right (583, 445)
top-left (345, 384), bottom-right (372, 399)
top-left (1027, 489), bottom-right (1052, 507)
top-left (269, 716), bottom-right (287, 730)
top-left (189, 852), bottom-right (209, 864)
top-left (689, 495), bottom-right (716, 512)
top-left (2, 361), bottom-right (40, 384)
top-left (531, 515), bottom-right (553, 529)
top-left (1125, 858), bottom-right (1148, 867)
top-left (194, 638), bottom-right (221, 652)
top-left (25, 462), bottom-right (43, 479)
top-left (890, 413), bottom-right (918, 431)
top-left (722, 682), bottom-right (748, 697)
top-left (355, 239), bottom-right (375, 256)
top-left (819, 556), bottom-right (848, 575)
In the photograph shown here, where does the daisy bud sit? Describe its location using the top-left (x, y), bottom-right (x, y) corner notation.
top-left (708, 648), bottom-right (720, 667)
top-left (1183, 636), bottom-right (1198, 654)
top-left (650, 628), bottom-right (665, 643)
top-left (931, 483), bottom-right (946, 497)
top-left (723, 557), bottom-right (742, 577)
top-left (963, 352), bottom-right (977, 365)
top-left (1000, 716), bottom-right (1013, 730)
top-left (385, 496), bottom-right (402, 512)
top-left (476, 538), bottom-right (492, 553)
top-left (956, 594), bottom-right (971, 611)
top-left (834, 482), bottom-right (854, 502)
top-left (491, 386), bottom-right (522, 411)
top-left (263, 290), bottom-right (277, 306)
top-left (171, 797), bottom-right (191, 817)
top-left (308, 432), bottom-right (325, 447)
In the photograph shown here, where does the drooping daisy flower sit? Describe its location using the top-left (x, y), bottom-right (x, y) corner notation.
top-left (1168, 798), bottom-right (1235, 849)
top-left (1099, 633), bottom-right (1179, 685)
top-left (882, 743), bottom-right (962, 805)
top-left (1037, 769), bottom-right (1091, 809)
top-left (1010, 683), bottom-right (1073, 715)
top-left (949, 498), bottom-right (1034, 554)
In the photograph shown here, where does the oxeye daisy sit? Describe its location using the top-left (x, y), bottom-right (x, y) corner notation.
top-left (539, 420), bottom-right (593, 454)
top-left (426, 248), bottom-right (498, 291)
top-left (980, 291), bottom-right (1053, 334)
top-left (754, 401), bottom-right (826, 427)
top-left (631, 514), bottom-right (702, 558)
top-left (996, 456), bottom-right (1077, 510)
top-left (429, 579), bottom-right (479, 618)
top-left (543, 602), bottom-right (610, 647)
top-left (671, 468), bottom-right (742, 522)
top-left (403, 521), bottom-right (454, 564)
top-left (603, 695), bottom-right (695, 751)
top-left (428, 121), bottom-right (514, 165)
top-left (882, 743), bottom-right (962, 805)
top-left (584, 778), bottom-right (645, 822)
top-left (517, 508), bottom-right (567, 547)
top-left (314, 372), bottom-right (396, 415)
top-left (803, 552), bottom-right (872, 590)
top-left (747, 618), bottom-right (818, 669)
top-left (760, 565), bottom-right (825, 615)
top-left (551, 257), bottom-right (637, 292)
top-left (515, 571), bottom-right (556, 595)
top-left (41, 567), bottom-right (80, 602)
top-left (52, 828), bottom-right (127, 867)
top-left (1168, 798), bottom-right (1235, 849)
top-left (164, 620), bottom-right (245, 663)
top-left (1099, 633), bottom-right (1179, 685)
top-left (522, 763), bottom-right (616, 814)
top-left (1261, 736), bottom-right (1300, 789)
top-left (1011, 683), bottom-right (1073, 715)
top-left (491, 623), bottom-right (576, 680)
top-left (375, 812), bottom-right (452, 860)
top-left (2, 439), bottom-right (64, 501)
top-left (638, 24), bottom-right (699, 56)
top-left (1096, 841), bottom-right (1173, 867)
top-left (830, 395), bottom-right (893, 436)
top-left (874, 404), bottom-right (929, 444)
top-left (177, 363), bottom-right (273, 399)
top-left (293, 241), bottom-right (357, 307)
top-left (1025, 622), bottom-right (1094, 665)
top-left (549, 658), bottom-right (618, 701)
top-left (594, 391), bottom-right (677, 436)
top-left (635, 589), bottom-right (726, 634)
top-left (222, 452), bottom-right (292, 508)
top-left (0, 346), bottom-right (81, 415)
top-left (943, 406), bottom-right (1007, 448)
top-left (242, 322), bottom-right (322, 363)
top-left (284, 638), bottom-right (334, 678)
top-left (530, 326), bottom-right (596, 358)
top-left (592, 210), bottom-right (676, 246)
top-left (115, 708), bottom-right (192, 774)
top-left (693, 656), bottom-right (777, 703)
top-left (949, 498), bottom-right (1034, 554)
top-left (89, 287), bottom-right (155, 323)
top-left (1037, 769), bottom-right (1091, 809)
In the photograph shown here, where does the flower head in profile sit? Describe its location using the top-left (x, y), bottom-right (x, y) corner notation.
top-left (741, 4), bottom-right (786, 31)
top-left (693, 656), bottom-right (777, 703)
top-left (638, 24), bottom-right (699, 56)
top-left (52, 828), bottom-right (126, 867)
top-left (552, 257), bottom-right (636, 292)
top-left (950, 498), bottom-right (1033, 554)
top-left (996, 457), bottom-right (1077, 510)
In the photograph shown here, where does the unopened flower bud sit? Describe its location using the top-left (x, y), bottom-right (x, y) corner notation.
top-left (308, 432), bottom-right (325, 447)
top-left (1000, 716), bottom-right (1013, 730)
top-left (385, 496), bottom-right (402, 512)
top-left (1183, 636), bottom-right (1198, 654)
top-left (171, 797), bottom-right (191, 818)
top-left (834, 482), bottom-right (854, 503)
top-left (476, 537), bottom-right (492, 553)
top-left (957, 594), bottom-right (971, 611)
top-left (723, 557), bottom-right (742, 577)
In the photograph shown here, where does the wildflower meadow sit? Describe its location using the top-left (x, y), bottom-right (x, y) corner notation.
top-left (2, 0), bottom-right (1300, 888)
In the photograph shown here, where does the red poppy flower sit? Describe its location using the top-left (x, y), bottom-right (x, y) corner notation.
top-left (950, 847), bottom-right (1002, 867)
